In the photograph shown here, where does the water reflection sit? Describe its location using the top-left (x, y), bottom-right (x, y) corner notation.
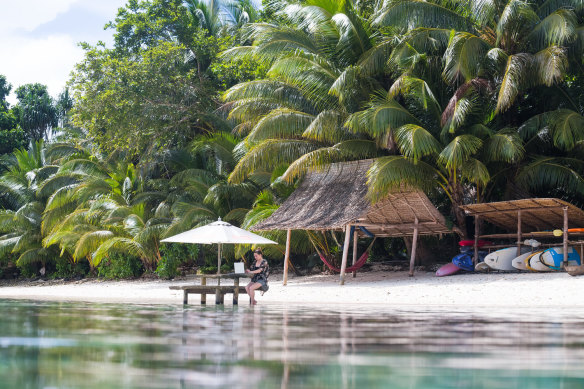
top-left (1, 300), bottom-right (584, 388)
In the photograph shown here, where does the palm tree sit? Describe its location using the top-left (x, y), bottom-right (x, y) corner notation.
top-left (372, 0), bottom-right (584, 115)
top-left (185, 0), bottom-right (259, 37)
top-left (350, 0), bottom-right (584, 232)
top-left (350, 88), bottom-right (524, 234)
top-left (42, 155), bottom-right (170, 272)
top-left (221, 0), bottom-right (387, 185)
top-left (0, 141), bottom-right (78, 273)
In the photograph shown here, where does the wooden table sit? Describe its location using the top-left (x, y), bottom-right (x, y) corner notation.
top-left (169, 273), bottom-right (251, 305)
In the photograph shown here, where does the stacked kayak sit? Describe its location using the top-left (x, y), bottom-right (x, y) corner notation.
top-left (483, 246), bottom-right (580, 272)
top-left (436, 240), bottom-right (581, 276)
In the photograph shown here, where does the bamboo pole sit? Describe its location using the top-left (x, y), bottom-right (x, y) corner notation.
top-left (563, 207), bottom-right (569, 268)
top-left (340, 225), bottom-right (351, 285)
top-left (283, 229), bottom-right (291, 286)
top-left (474, 216), bottom-right (479, 265)
top-left (517, 210), bottom-right (522, 257)
top-left (409, 217), bottom-right (419, 277)
top-left (352, 229), bottom-right (358, 278)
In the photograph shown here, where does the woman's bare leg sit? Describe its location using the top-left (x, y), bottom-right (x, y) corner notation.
top-left (247, 282), bottom-right (262, 305)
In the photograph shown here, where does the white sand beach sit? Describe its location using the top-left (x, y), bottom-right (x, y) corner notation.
top-left (0, 270), bottom-right (582, 307)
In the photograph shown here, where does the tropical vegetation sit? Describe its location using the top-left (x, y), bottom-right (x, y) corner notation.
top-left (2, 0), bottom-right (584, 279)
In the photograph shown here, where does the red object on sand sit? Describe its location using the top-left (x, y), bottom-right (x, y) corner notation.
top-left (436, 263), bottom-right (461, 277)
top-left (458, 240), bottom-right (492, 247)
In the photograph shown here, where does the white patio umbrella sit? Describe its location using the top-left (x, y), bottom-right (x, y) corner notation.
top-left (160, 218), bottom-right (277, 274)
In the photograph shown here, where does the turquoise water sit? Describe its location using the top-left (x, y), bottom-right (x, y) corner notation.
top-left (1, 300), bottom-right (584, 388)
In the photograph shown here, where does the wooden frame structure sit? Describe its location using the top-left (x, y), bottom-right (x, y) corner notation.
top-left (460, 198), bottom-right (584, 266)
top-left (253, 160), bottom-right (456, 285)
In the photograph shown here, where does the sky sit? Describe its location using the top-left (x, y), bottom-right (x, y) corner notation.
top-left (0, 0), bottom-right (127, 105)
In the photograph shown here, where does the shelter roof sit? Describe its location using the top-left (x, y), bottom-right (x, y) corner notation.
top-left (252, 159), bottom-right (454, 237)
top-left (460, 198), bottom-right (584, 232)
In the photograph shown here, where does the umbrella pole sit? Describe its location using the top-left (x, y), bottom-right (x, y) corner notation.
top-left (217, 243), bottom-right (222, 275)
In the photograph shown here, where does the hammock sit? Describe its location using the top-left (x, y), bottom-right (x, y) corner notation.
top-left (317, 236), bottom-right (376, 273)
top-left (319, 250), bottom-right (369, 273)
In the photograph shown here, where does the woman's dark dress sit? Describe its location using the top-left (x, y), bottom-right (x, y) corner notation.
top-left (250, 258), bottom-right (269, 291)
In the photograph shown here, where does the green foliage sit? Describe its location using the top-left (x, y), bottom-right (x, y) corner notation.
top-left (17, 260), bottom-right (38, 279)
top-left (52, 256), bottom-right (89, 279)
top-left (14, 83), bottom-right (58, 141)
top-left (70, 41), bottom-right (218, 155)
top-left (2, 0), bottom-right (584, 276)
top-left (0, 129), bottom-right (27, 155)
top-left (156, 243), bottom-right (198, 279)
top-left (97, 253), bottom-right (144, 279)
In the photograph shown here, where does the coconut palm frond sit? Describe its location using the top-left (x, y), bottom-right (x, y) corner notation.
top-left (302, 110), bottom-right (347, 143)
top-left (482, 129), bottom-right (525, 163)
top-left (281, 139), bottom-right (378, 183)
top-left (345, 95), bottom-right (420, 138)
top-left (534, 45), bottom-right (567, 87)
top-left (496, 53), bottom-right (533, 113)
top-left (461, 158), bottom-right (491, 188)
top-left (438, 134), bottom-right (483, 171)
top-left (247, 109), bottom-right (315, 144)
top-left (367, 156), bottom-right (441, 202)
top-left (516, 157), bottom-right (584, 194)
top-left (526, 9), bottom-right (577, 51)
top-left (92, 238), bottom-right (147, 267)
top-left (443, 32), bottom-right (491, 84)
top-left (229, 139), bottom-right (321, 183)
top-left (73, 230), bottom-right (116, 261)
top-left (394, 124), bottom-right (442, 162)
top-left (373, 0), bottom-right (471, 31)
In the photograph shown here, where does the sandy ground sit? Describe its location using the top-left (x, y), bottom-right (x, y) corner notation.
top-left (0, 269), bottom-right (582, 307)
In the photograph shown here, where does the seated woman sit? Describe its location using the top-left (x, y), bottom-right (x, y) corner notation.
top-left (245, 248), bottom-right (269, 305)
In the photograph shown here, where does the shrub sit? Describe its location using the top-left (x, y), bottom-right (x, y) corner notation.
top-left (97, 254), bottom-right (144, 279)
top-left (156, 243), bottom-right (198, 279)
top-left (52, 257), bottom-right (89, 279)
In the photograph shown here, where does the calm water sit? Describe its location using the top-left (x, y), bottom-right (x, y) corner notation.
top-left (1, 300), bottom-right (584, 389)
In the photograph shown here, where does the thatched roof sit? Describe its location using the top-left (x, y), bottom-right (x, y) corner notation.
top-left (460, 198), bottom-right (584, 232)
top-left (252, 159), bottom-right (454, 237)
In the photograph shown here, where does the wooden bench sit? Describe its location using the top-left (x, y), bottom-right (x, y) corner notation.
top-left (170, 285), bottom-right (248, 305)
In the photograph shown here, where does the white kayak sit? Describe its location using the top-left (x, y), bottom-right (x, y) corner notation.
top-left (484, 247), bottom-right (531, 271)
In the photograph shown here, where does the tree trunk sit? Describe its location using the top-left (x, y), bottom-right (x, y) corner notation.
top-left (403, 237), bottom-right (436, 267)
top-left (450, 179), bottom-right (468, 239)
top-left (197, 244), bottom-right (205, 266)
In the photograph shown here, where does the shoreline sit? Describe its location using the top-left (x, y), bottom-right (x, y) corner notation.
top-left (0, 270), bottom-right (583, 308)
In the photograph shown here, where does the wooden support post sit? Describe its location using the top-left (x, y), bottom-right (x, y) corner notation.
top-left (474, 216), bottom-right (480, 265)
top-left (183, 290), bottom-right (188, 305)
top-left (352, 229), bottom-right (358, 278)
top-left (201, 277), bottom-right (206, 305)
top-left (563, 207), bottom-right (569, 268)
top-left (283, 229), bottom-right (291, 286)
top-left (233, 278), bottom-right (239, 305)
top-left (409, 217), bottom-right (419, 277)
top-left (215, 288), bottom-right (225, 305)
top-left (517, 210), bottom-right (522, 257)
top-left (340, 225), bottom-right (351, 285)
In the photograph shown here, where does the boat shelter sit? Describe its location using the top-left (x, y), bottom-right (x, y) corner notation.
top-left (460, 198), bottom-right (584, 266)
top-left (252, 159), bottom-right (456, 285)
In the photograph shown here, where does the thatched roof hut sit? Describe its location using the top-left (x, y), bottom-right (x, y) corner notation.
top-left (253, 159), bottom-right (455, 284)
top-left (253, 159), bottom-right (453, 237)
